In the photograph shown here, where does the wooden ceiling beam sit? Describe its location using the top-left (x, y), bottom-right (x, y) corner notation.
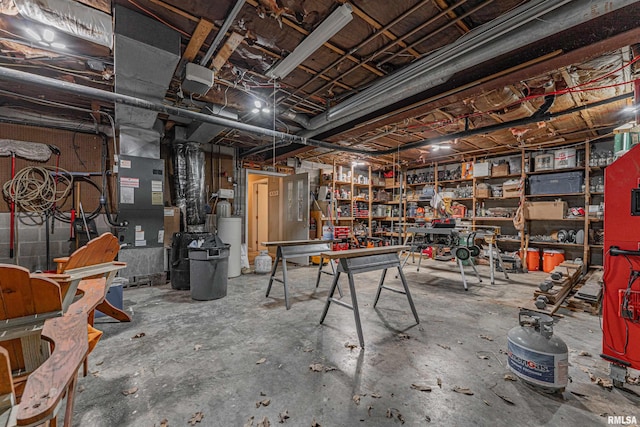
top-left (432, 0), bottom-right (470, 34)
top-left (245, 0), bottom-right (384, 77)
top-left (348, 4), bottom-right (421, 59)
top-left (182, 18), bottom-right (215, 63)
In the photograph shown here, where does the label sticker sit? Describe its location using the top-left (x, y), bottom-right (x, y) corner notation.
top-left (151, 180), bottom-right (163, 192)
top-left (120, 187), bottom-right (134, 204)
top-left (151, 191), bottom-right (163, 205)
top-left (120, 177), bottom-right (139, 188)
top-left (120, 159), bottom-right (131, 168)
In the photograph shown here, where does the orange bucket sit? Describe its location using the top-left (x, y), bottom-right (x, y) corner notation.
top-left (542, 249), bottom-right (565, 273)
top-left (524, 248), bottom-right (540, 271)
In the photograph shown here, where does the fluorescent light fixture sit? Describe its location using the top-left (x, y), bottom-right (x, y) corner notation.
top-left (266, 3), bottom-right (353, 80)
top-left (43, 28), bottom-right (55, 42)
top-left (252, 108), bottom-right (260, 114)
top-left (623, 105), bottom-right (637, 113)
top-left (352, 161), bottom-right (365, 166)
top-left (262, 107), bottom-right (270, 113)
top-left (254, 100), bottom-right (262, 108)
top-left (51, 42), bottom-right (66, 49)
top-left (25, 28), bottom-right (41, 41)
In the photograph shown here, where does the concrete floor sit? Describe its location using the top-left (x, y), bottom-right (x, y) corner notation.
top-left (75, 259), bottom-right (640, 426)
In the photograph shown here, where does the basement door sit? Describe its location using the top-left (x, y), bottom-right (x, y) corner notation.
top-left (283, 172), bottom-right (310, 265)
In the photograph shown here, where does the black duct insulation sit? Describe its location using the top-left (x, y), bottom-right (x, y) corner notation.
top-left (185, 142), bottom-right (205, 227)
top-left (173, 143), bottom-right (188, 229)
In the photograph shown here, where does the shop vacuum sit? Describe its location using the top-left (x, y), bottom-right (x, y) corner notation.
top-left (507, 310), bottom-right (569, 392)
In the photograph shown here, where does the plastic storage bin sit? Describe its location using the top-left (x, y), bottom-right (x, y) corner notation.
top-left (528, 171), bottom-right (584, 195)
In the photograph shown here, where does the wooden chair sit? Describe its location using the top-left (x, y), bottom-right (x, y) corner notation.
top-left (0, 347), bottom-right (18, 427)
top-left (54, 232), bottom-right (131, 323)
top-left (51, 232), bottom-right (129, 376)
top-left (0, 264), bottom-right (89, 427)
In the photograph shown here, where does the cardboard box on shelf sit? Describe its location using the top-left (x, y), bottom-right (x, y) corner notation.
top-left (473, 162), bottom-right (491, 177)
top-left (476, 187), bottom-right (491, 198)
top-left (385, 177), bottom-right (396, 187)
top-left (502, 181), bottom-right (521, 198)
top-left (461, 162), bottom-right (474, 179)
top-left (491, 163), bottom-right (510, 177)
top-left (524, 201), bottom-right (568, 220)
top-left (163, 207), bottom-right (181, 247)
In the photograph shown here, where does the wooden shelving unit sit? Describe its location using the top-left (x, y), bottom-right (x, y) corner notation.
top-left (397, 140), bottom-right (613, 267)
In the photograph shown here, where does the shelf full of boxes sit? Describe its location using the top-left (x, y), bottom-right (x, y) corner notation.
top-left (400, 138), bottom-right (620, 270)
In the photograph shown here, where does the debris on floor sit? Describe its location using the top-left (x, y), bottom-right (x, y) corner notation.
top-left (452, 386), bottom-right (474, 395)
top-left (121, 387), bottom-right (138, 396)
top-left (256, 416), bottom-right (270, 427)
top-left (188, 412), bottom-right (204, 425)
top-left (256, 358), bottom-right (267, 364)
top-left (278, 410), bottom-right (289, 423)
top-left (256, 399), bottom-right (270, 408)
top-left (410, 384), bottom-right (432, 392)
top-left (352, 394), bottom-right (361, 405)
top-left (131, 332), bottom-right (146, 339)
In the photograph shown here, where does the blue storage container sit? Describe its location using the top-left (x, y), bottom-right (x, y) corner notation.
top-left (95, 284), bottom-right (124, 318)
top-left (528, 171), bottom-right (584, 195)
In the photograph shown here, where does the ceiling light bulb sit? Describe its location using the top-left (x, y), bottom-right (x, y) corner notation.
top-left (51, 42), bottom-right (66, 49)
top-left (262, 107), bottom-right (270, 113)
top-left (440, 144), bottom-right (451, 149)
top-left (432, 146), bottom-right (440, 151)
top-left (254, 100), bottom-right (262, 108)
top-left (25, 28), bottom-right (41, 41)
top-left (252, 108), bottom-right (260, 114)
top-left (43, 28), bottom-right (55, 42)
top-left (38, 41), bottom-right (50, 47)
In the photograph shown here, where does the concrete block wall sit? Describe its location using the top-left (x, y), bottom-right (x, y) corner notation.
top-left (0, 213), bottom-right (111, 271)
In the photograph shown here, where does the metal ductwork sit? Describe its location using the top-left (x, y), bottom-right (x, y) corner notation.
top-left (13, 0), bottom-right (112, 47)
top-left (114, 5), bottom-right (180, 158)
top-left (0, 66), bottom-right (631, 159)
top-left (186, 104), bottom-right (238, 143)
top-left (298, 0), bottom-right (640, 139)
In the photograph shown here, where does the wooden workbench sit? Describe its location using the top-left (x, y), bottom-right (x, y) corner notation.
top-left (318, 245), bottom-right (419, 347)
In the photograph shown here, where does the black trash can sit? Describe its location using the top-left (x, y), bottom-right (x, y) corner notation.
top-left (188, 235), bottom-right (230, 301)
top-left (170, 232), bottom-right (212, 290)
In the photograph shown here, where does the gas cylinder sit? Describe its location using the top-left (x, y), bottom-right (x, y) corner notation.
top-left (507, 310), bottom-right (568, 392)
top-left (254, 250), bottom-right (272, 274)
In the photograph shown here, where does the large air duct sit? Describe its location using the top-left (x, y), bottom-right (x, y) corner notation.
top-left (298, 0), bottom-right (640, 138)
top-left (114, 5), bottom-right (180, 157)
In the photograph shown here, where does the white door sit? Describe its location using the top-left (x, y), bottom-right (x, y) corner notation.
top-left (283, 173), bottom-right (310, 265)
top-left (256, 182), bottom-right (268, 251)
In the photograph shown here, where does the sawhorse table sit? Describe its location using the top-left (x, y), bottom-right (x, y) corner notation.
top-left (402, 227), bottom-right (483, 290)
top-left (263, 239), bottom-right (341, 310)
top-left (318, 245), bottom-right (419, 347)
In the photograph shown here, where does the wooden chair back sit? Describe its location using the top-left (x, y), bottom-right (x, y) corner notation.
top-left (0, 264), bottom-right (62, 383)
top-left (56, 232), bottom-right (120, 274)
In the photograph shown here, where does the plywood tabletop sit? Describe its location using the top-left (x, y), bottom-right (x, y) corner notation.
top-left (262, 239), bottom-right (335, 247)
top-left (320, 245), bottom-right (409, 259)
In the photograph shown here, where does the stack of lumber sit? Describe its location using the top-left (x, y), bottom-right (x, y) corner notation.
top-left (564, 269), bottom-right (603, 315)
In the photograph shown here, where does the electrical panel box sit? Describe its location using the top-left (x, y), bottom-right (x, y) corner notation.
top-left (218, 188), bottom-right (234, 199)
top-left (117, 155), bottom-right (165, 248)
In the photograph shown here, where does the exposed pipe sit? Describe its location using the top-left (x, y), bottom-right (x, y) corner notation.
top-left (0, 66), bottom-right (631, 160)
top-left (200, 0), bottom-right (246, 68)
top-left (242, 92), bottom-right (633, 158)
top-left (296, 0), bottom-right (639, 138)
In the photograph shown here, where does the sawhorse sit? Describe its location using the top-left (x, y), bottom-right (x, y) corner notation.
top-left (318, 245), bottom-right (419, 347)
